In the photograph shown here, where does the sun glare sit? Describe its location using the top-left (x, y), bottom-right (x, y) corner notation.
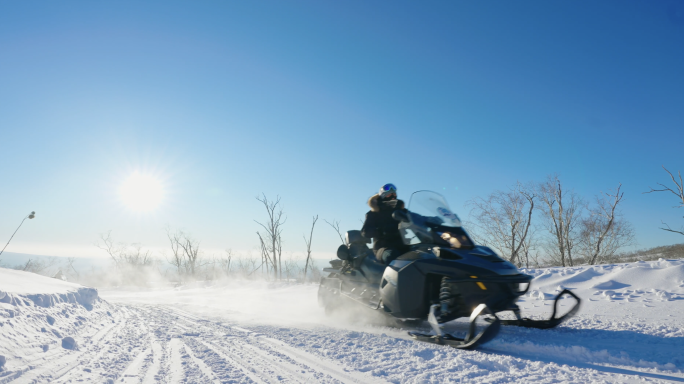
top-left (119, 172), bottom-right (164, 212)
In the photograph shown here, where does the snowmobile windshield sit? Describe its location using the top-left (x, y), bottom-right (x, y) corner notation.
top-left (407, 191), bottom-right (462, 228)
top-left (399, 191), bottom-right (474, 248)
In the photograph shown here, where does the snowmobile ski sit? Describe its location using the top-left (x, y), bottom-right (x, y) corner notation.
top-left (500, 289), bottom-right (580, 329)
top-left (408, 303), bottom-right (501, 349)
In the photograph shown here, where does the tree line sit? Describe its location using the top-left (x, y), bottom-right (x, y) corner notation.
top-left (467, 166), bottom-right (683, 268)
top-left (90, 194), bottom-right (324, 286)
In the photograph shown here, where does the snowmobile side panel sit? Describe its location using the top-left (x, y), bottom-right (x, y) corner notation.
top-left (380, 262), bottom-right (428, 318)
top-left (413, 258), bottom-right (532, 314)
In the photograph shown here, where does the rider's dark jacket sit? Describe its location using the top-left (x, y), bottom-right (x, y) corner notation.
top-left (361, 194), bottom-right (409, 257)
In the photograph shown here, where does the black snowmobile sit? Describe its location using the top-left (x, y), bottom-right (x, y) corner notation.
top-left (318, 190), bottom-right (580, 349)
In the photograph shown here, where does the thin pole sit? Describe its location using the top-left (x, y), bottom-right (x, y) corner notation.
top-left (0, 212), bottom-right (35, 258)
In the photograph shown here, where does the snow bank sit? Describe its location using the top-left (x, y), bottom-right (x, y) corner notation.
top-left (0, 267), bottom-right (113, 382)
top-left (519, 259), bottom-right (684, 317)
top-left (0, 268), bottom-right (98, 309)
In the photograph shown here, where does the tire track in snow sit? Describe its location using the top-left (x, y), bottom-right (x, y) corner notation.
top-left (52, 305), bottom-right (156, 384)
top-left (160, 306), bottom-right (387, 383)
top-left (157, 307), bottom-right (329, 382)
top-left (166, 338), bottom-right (185, 384)
top-left (189, 339), bottom-right (262, 383)
top-left (182, 341), bottom-right (222, 384)
top-left (119, 348), bottom-right (152, 383)
top-left (141, 338), bottom-right (164, 383)
top-left (255, 337), bottom-right (378, 384)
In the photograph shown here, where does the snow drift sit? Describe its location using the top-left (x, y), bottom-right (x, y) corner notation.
top-left (0, 268), bottom-right (98, 309)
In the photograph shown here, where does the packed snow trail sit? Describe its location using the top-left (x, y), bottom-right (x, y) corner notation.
top-left (1, 258), bottom-right (684, 383)
top-left (5, 303), bottom-right (681, 383)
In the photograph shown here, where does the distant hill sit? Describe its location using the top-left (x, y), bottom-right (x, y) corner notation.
top-left (0, 252), bottom-right (111, 276)
top-left (617, 243), bottom-right (684, 262)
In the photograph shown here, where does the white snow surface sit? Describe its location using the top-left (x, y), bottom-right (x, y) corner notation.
top-left (1, 259), bottom-right (683, 383)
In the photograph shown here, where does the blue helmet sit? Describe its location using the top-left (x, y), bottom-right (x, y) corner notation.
top-left (379, 183), bottom-right (397, 200)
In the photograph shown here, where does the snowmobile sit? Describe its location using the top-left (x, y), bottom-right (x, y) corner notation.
top-left (318, 190), bottom-right (580, 349)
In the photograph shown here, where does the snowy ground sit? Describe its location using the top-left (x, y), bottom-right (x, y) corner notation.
top-left (1, 259), bottom-right (683, 383)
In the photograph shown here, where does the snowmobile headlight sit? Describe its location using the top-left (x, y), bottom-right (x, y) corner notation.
top-left (509, 282), bottom-right (529, 293)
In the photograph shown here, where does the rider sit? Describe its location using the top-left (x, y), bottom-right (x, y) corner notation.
top-left (361, 183), bottom-right (410, 264)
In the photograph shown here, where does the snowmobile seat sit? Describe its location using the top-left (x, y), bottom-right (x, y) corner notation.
top-left (344, 230), bottom-right (385, 282)
top-left (346, 230), bottom-right (370, 245)
top-left (359, 253), bottom-right (386, 284)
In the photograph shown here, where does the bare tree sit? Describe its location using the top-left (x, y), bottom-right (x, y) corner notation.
top-left (96, 231), bottom-right (153, 269)
top-left (96, 231), bottom-right (126, 268)
top-left (283, 252), bottom-right (301, 281)
top-left (166, 229), bottom-right (203, 277)
top-left (65, 257), bottom-right (79, 280)
top-left (16, 257), bottom-right (58, 274)
top-left (257, 232), bottom-right (271, 276)
top-left (324, 219), bottom-right (346, 245)
top-left (518, 232), bottom-right (542, 268)
top-left (467, 182), bottom-right (536, 267)
top-left (178, 232), bottom-right (201, 276)
top-left (217, 249), bottom-right (233, 276)
top-left (644, 166), bottom-right (684, 236)
top-left (125, 244), bottom-right (153, 266)
top-left (165, 228), bottom-right (186, 277)
top-left (537, 175), bottom-right (584, 267)
top-left (94, 232), bottom-right (156, 285)
top-left (579, 184), bottom-right (636, 265)
top-left (303, 215), bottom-right (318, 280)
top-left (237, 254), bottom-right (260, 277)
top-left (255, 194), bottom-right (286, 280)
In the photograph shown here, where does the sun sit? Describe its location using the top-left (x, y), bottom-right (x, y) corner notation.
top-left (119, 172), bottom-right (165, 212)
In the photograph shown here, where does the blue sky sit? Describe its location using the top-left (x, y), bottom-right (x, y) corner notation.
top-left (1, 1), bottom-right (683, 259)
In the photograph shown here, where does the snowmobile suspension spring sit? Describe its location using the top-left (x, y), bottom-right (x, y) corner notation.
top-left (439, 276), bottom-right (453, 316)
